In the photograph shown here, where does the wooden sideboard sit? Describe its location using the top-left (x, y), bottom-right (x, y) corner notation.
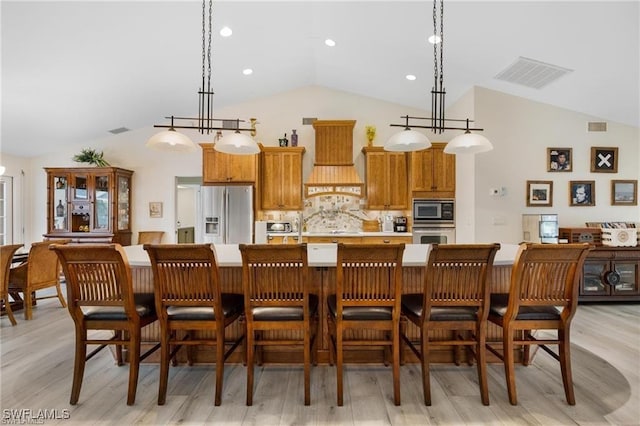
top-left (579, 246), bottom-right (640, 302)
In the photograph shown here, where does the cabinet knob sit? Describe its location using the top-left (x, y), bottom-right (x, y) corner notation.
top-left (604, 270), bottom-right (621, 286)
top-left (383, 239), bottom-right (390, 243)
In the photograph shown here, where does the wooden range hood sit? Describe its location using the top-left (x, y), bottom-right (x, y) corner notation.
top-left (304, 120), bottom-right (364, 197)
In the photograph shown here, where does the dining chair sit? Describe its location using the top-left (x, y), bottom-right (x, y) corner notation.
top-left (1, 244), bottom-right (24, 326)
top-left (143, 243), bottom-right (245, 406)
top-left (50, 243), bottom-right (159, 405)
top-left (486, 242), bottom-right (593, 405)
top-left (239, 243), bottom-right (319, 406)
top-left (9, 239), bottom-right (72, 320)
top-left (400, 243), bottom-right (500, 406)
top-left (137, 231), bottom-right (165, 245)
top-left (327, 243), bottom-right (405, 406)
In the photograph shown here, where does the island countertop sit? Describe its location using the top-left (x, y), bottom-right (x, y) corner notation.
top-left (124, 243), bottom-right (519, 268)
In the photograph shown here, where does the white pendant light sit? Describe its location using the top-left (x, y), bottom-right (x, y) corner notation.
top-left (444, 131), bottom-right (493, 154)
top-left (214, 131), bottom-right (260, 155)
top-left (146, 128), bottom-right (197, 152)
top-left (384, 128), bottom-right (431, 152)
top-left (387, 0), bottom-right (493, 154)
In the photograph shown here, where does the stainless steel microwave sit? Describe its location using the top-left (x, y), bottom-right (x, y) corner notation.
top-left (412, 199), bottom-right (455, 227)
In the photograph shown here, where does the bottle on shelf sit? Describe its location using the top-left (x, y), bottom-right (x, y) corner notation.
top-left (291, 129), bottom-right (298, 147)
top-left (56, 200), bottom-right (65, 217)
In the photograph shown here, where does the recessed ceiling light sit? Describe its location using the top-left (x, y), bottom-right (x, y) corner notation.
top-left (325, 39), bottom-right (336, 47)
top-left (242, 68), bottom-right (253, 75)
top-left (220, 26), bottom-right (232, 37)
top-left (428, 35), bottom-right (441, 44)
top-left (406, 75), bottom-right (417, 81)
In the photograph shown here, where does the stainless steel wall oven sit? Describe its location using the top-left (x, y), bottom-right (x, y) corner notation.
top-left (412, 198), bottom-right (455, 244)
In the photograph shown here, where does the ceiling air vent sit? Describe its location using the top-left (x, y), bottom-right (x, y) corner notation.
top-left (587, 121), bottom-right (607, 132)
top-left (108, 127), bottom-right (130, 134)
top-left (495, 57), bottom-right (573, 89)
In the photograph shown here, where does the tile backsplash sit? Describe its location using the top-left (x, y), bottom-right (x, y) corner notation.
top-left (265, 195), bottom-right (407, 232)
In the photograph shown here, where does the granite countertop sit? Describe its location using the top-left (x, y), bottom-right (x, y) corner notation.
top-left (124, 243), bottom-right (519, 268)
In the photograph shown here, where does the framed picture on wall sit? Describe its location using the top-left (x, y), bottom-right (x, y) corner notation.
top-left (611, 180), bottom-right (637, 206)
top-left (149, 201), bottom-right (163, 218)
top-left (547, 148), bottom-right (572, 172)
top-left (591, 147), bottom-right (618, 173)
top-left (569, 180), bottom-right (595, 206)
top-left (526, 180), bottom-right (553, 207)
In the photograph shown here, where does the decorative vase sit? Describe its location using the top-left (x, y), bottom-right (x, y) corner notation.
top-left (291, 129), bottom-right (298, 147)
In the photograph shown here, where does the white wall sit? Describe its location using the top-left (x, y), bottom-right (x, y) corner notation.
top-left (473, 87), bottom-right (640, 243)
top-left (9, 85), bottom-right (640, 246)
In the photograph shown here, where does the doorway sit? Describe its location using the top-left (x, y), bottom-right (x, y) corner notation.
top-left (175, 176), bottom-right (201, 243)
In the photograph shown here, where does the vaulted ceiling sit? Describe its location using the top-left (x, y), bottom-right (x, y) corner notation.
top-left (2, 1), bottom-right (638, 158)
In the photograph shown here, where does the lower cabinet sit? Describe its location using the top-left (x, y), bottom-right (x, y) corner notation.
top-left (579, 247), bottom-right (640, 302)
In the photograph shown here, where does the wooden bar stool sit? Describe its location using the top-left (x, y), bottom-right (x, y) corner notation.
top-left (400, 243), bottom-right (500, 406)
top-left (50, 243), bottom-right (159, 405)
top-left (327, 243), bottom-right (405, 406)
top-left (239, 243), bottom-right (319, 406)
top-left (486, 243), bottom-right (593, 405)
top-left (144, 243), bottom-right (245, 406)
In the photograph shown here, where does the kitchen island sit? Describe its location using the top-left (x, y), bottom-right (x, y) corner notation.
top-left (126, 243), bottom-right (519, 364)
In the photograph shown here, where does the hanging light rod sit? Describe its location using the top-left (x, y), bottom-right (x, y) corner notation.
top-left (385, 0), bottom-right (492, 154)
top-left (153, 116), bottom-right (253, 132)
top-left (389, 116), bottom-right (483, 132)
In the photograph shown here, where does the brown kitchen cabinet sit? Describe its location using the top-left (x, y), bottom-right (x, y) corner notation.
top-left (361, 236), bottom-right (412, 244)
top-left (579, 247), bottom-right (640, 302)
top-left (362, 146), bottom-right (409, 210)
top-left (44, 167), bottom-right (133, 245)
top-left (261, 146), bottom-right (305, 210)
top-left (267, 235), bottom-right (304, 244)
top-left (200, 143), bottom-right (258, 184)
top-left (411, 143), bottom-right (455, 198)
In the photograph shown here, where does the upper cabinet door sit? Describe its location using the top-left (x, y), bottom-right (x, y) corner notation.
top-left (363, 147), bottom-right (409, 210)
top-left (410, 143), bottom-right (455, 198)
top-left (201, 143), bottom-right (258, 183)
top-left (260, 147), bottom-right (305, 210)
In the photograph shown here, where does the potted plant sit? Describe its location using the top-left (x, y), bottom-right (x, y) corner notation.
top-left (72, 148), bottom-right (110, 167)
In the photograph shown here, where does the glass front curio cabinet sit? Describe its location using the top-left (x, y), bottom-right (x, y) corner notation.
top-left (44, 167), bottom-right (133, 245)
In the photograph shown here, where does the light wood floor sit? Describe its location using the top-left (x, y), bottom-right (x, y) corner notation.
top-left (1, 293), bottom-right (638, 425)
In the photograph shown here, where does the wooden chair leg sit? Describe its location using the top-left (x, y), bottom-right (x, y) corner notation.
top-left (23, 289), bottom-right (33, 320)
top-left (503, 327), bottom-right (518, 405)
top-left (312, 316), bottom-right (319, 366)
top-left (70, 327), bottom-right (88, 405)
top-left (158, 332), bottom-right (170, 405)
top-left (383, 331), bottom-right (390, 367)
top-left (3, 296), bottom-right (17, 326)
top-left (115, 331), bottom-right (124, 366)
top-left (399, 317), bottom-right (406, 366)
top-left (522, 329), bottom-right (532, 366)
top-left (246, 327), bottom-right (255, 406)
top-left (214, 328), bottom-right (225, 406)
top-left (126, 329), bottom-right (141, 406)
top-left (55, 282), bottom-right (67, 308)
top-left (304, 326), bottom-right (311, 406)
top-left (476, 325), bottom-right (490, 406)
top-left (421, 326), bottom-right (431, 406)
top-left (558, 328), bottom-right (576, 405)
top-left (392, 323), bottom-right (401, 406)
top-left (336, 324), bottom-right (344, 406)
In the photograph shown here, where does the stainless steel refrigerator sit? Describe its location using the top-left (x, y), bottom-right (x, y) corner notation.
top-left (196, 185), bottom-right (253, 244)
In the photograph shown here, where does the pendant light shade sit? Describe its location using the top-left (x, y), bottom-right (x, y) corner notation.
top-left (146, 129), bottom-right (197, 152)
top-left (214, 131), bottom-right (260, 155)
top-left (384, 128), bottom-right (431, 152)
top-left (444, 130), bottom-right (493, 154)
